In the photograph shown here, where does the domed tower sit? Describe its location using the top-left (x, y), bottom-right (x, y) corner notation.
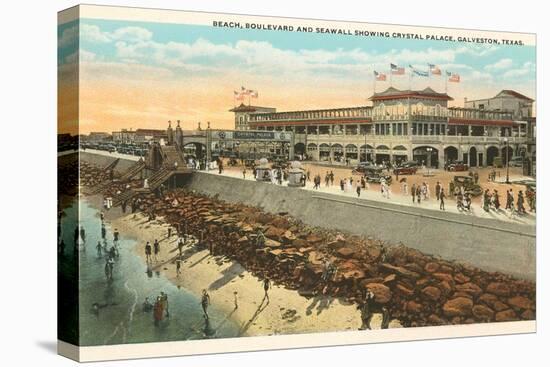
top-left (166, 120), bottom-right (174, 145)
top-left (174, 119), bottom-right (183, 146)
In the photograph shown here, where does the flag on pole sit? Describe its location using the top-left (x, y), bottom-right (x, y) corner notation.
top-left (409, 65), bottom-right (429, 77)
top-left (428, 64), bottom-right (442, 75)
top-left (241, 86), bottom-right (250, 95)
top-left (374, 71), bottom-right (387, 81)
top-left (447, 71), bottom-right (461, 83)
top-left (234, 90), bottom-right (245, 101)
top-left (390, 63), bottom-right (405, 75)
top-left (249, 90), bottom-right (259, 98)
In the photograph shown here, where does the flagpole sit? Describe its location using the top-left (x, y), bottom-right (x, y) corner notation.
top-left (390, 64), bottom-right (393, 88)
top-left (445, 72), bottom-right (448, 94)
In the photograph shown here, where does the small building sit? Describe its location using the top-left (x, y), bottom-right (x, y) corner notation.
top-left (229, 104), bottom-right (277, 130)
top-left (112, 128), bottom-right (136, 144)
top-left (134, 128), bottom-right (168, 144)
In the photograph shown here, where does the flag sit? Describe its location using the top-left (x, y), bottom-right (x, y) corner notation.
top-left (249, 90), bottom-right (259, 98)
top-left (390, 63), bottom-right (405, 75)
top-left (241, 86), bottom-right (250, 95)
top-left (234, 90), bottom-right (245, 101)
top-left (448, 73), bottom-right (461, 83)
top-left (374, 70), bottom-right (386, 81)
top-left (428, 64), bottom-right (441, 75)
top-left (409, 65), bottom-right (429, 77)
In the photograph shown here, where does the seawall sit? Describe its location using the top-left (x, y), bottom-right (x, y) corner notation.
top-left (183, 172), bottom-right (535, 281)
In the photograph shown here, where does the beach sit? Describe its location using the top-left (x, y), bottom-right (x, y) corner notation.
top-left (92, 196), bottom-right (400, 337)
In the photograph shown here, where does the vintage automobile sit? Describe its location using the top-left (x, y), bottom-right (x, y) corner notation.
top-left (508, 156), bottom-right (524, 167)
top-left (363, 167), bottom-right (393, 184)
top-left (352, 162), bottom-right (376, 175)
top-left (449, 175), bottom-right (483, 197)
top-left (446, 161), bottom-right (469, 172)
top-left (393, 161), bottom-right (418, 175)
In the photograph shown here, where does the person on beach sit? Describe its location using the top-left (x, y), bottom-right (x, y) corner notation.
top-left (381, 306), bottom-right (391, 329)
top-left (359, 290), bottom-right (375, 330)
top-left (100, 211), bottom-right (105, 222)
top-left (242, 167), bottom-right (246, 179)
top-left (234, 291), bottom-right (239, 309)
top-left (96, 241), bottom-right (102, 257)
top-left (160, 291), bottom-right (169, 318)
top-left (145, 241), bottom-right (152, 262)
top-left (263, 278), bottom-right (272, 301)
top-left (101, 224), bottom-right (106, 240)
top-left (153, 296), bottom-right (164, 325)
top-left (178, 237), bottom-right (184, 258)
top-left (411, 183), bottom-right (416, 203)
top-left (356, 184), bottom-right (361, 197)
top-left (142, 297), bottom-right (153, 313)
top-left (435, 181), bottom-right (441, 201)
top-left (80, 227), bottom-right (86, 244)
top-left (167, 226), bottom-right (172, 238)
top-left (153, 239), bottom-right (160, 262)
top-left (201, 289), bottom-right (211, 319)
top-left (175, 259), bottom-right (182, 277)
top-left (113, 228), bottom-right (119, 243)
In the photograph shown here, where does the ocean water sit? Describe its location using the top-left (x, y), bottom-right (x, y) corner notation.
top-left (60, 198), bottom-right (240, 346)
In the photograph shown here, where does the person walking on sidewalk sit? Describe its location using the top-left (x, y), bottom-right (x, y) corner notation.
top-left (439, 188), bottom-right (446, 210)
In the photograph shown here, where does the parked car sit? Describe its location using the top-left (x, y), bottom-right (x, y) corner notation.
top-left (508, 157), bottom-right (524, 167)
top-left (352, 162), bottom-right (376, 175)
top-left (446, 161), bottom-right (469, 172)
top-left (393, 161), bottom-right (418, 175)
top-left (363, 167), bottom-right (393, 184)
top-left (449, 175), bottom-right (482, 197)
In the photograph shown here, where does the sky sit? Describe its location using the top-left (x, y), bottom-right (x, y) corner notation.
top-left (58, 18), bottom-right (536, 135)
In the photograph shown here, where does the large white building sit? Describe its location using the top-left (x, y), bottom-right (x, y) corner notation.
top-left (231, 87), bottom-right (535, 169)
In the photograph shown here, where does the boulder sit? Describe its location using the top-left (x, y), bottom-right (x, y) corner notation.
top-left (493, 301), bottom-right (510, 312)
top-left (432, 272), bottom-right (454, 283)
top-left (337, 247), bottom-right (356, 258)
top-left (380, 263), bottom-right (420, 279)
top-left (443, 297), bottom-right (473, 317)
top-left (454, 273), bottom-right (471, 284)
top-left (507, 296), bottom-right (533, 310)
top-left (521, 309), bottom-right (535, 320)
top-left (472, 304), bottom-right (494, 321)
top-left (428, 314), bottom-right (446, 325)
top-left (422, 286), bottom-right (442, 301)
top-left (406, 300), bottom-right (423, 313)
top-left (438, 281), bottom-right (453, 295)
top-left (486, 282), bottom-right (511, 297)
top-left (455, 282), bottom-right (483, 297)
top-left (395, 283), bottom-right (415, 297)
top-left (365, 283), bottom-right (392, 304)
top-left (424, 262), bottom-right (440, 273)
top-left (495, 309), bottom-right (518, 322)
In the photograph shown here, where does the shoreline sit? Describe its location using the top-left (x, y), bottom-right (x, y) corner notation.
top-left (89, 195), bottom-right (399, 338)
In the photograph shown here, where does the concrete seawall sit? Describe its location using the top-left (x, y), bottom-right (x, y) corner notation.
top-left (183, 172), bottom-right (535, 281)
top-left (78, 152), bottom-right (535, 281)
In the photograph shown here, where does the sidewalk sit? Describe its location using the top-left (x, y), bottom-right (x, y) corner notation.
top-left (204, 168), bottom-right (536, 226)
